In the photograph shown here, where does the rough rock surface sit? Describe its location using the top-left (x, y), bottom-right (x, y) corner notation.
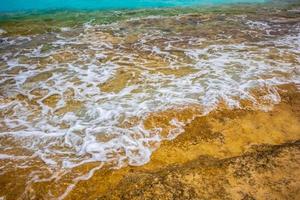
top-left (61, 84), bottom-right (300, 200)
top-left (99, 141), bottom-right (300, 200)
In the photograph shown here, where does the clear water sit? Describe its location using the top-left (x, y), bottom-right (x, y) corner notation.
top-left (1, 0), bottom-right (267, 12)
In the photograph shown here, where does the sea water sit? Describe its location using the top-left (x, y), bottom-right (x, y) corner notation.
top-left (1, 0), bottom-right (267, 12)
top-left (0, 0), bottom-right (299, 199)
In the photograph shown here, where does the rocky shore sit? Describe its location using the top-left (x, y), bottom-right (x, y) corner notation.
top-left (1, 2), bottom-right (300, 199)
top-left (59, 84), bottom-right (300, 200)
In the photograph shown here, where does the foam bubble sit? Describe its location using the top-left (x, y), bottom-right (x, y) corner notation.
top-left (0, 28), bottom-right (6, 35)
top-left (0, 154), bottom-right (29, 160)
top-left (60, 27), bottom-right (72, 32)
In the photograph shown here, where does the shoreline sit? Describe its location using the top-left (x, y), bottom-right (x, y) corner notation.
top-left (0, 2), bottom-right (300, 198)
top-left (69, 84), bottom-right (300, 200)
top-left (1, 83), bottom-right (298, 199)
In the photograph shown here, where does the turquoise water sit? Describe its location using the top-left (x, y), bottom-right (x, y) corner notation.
top-left (1, 0), bottom-right (267, 12)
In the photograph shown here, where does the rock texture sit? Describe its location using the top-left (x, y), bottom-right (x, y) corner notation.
top-left (60, 84), bottom-right (300, 200)
top-left (99, 141), bottom-right (300, 200)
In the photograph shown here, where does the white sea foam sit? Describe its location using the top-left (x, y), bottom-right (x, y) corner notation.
top-left (60, 27), bottom-right (72, 32)
top-left (246, 20), bottom-right (271, 30)
top-left (0, 18), bottom-right (299, 187)
top-left (0, 154), bottom-right (29, 160)
top-left (0, 28), bottom-right (6, 35)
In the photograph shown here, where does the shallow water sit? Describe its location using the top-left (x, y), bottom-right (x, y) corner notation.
top-left (0, 1), bottom-right (300, 199)
top-left (1, 0), bottom-right (267, 12)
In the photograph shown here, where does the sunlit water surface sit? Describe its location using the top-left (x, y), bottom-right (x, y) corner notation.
top-left (1, 0), bottom-right (267, 12)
